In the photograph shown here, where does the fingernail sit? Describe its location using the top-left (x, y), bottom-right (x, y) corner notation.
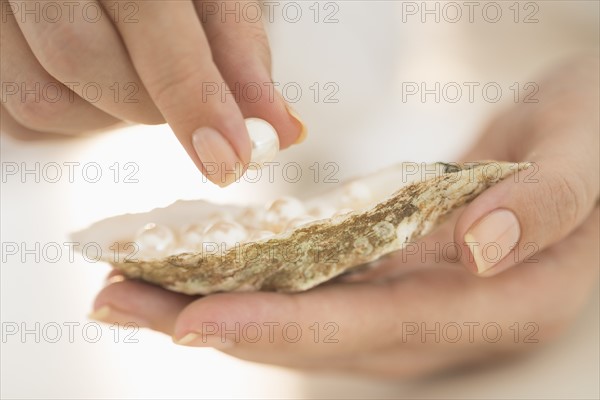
top-left (88, 305), bottom-right (150, 328)
top-left (285, 104), bottom-right (307, 144)
top-left (464, 209), bottom-right (521, 274)
top-left (104, 274), bottom-right (126, 287)
top-left (174, 332), bottom-right (234, 349)
top-left (192, 127), bottom-right (243, 187)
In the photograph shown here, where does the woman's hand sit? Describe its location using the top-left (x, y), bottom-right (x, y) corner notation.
top-left (454, 56), bottom-right (599, 277)
top-left (1, 0), bottom-right (305, 186)
top-left (89, 57), bottom-right (599, 377)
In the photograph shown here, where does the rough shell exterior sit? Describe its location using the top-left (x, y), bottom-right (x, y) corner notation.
top-left (75, 161), bottom-right (529, 294)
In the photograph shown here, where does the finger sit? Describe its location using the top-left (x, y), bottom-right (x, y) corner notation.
top-left (104, 268), bottom-right (127, 285)
top-left (205, 209), bottom-right (599, 369)
top-left (170, 269), bottom-right (482, 356)
top-left (194, 0), bottom-right (306, 148)
top-left (1, 104), bottom-right (73, 140)
top-left (92, 208), bottom-right (598, 374)
top-left (263, 208), bottom-right (598, 372)
top-left (90, 278), bottom-right (194, 334)
top-left (1, 103), bottom-right (126, 141)
top-left (89, 259), bottom-right (467, 361)
top-left (456, 60), bottom-right (599, 276)
top-left (101, 0), bottom-right (251, 186)
top-left (9, 0), bottom-right (163, 124)
top-left (335, 346), bottom-right (486, 379)
top-left (92, 274), bottom-right (460, 375)
top-left (1, 7), bottom-right (119, 133)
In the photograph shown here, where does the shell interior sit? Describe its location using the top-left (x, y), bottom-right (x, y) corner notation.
top-left (72, 161), bottom-right (528, 294)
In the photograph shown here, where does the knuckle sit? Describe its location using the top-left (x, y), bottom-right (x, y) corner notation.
top-left (143, 59), bottom-right (205, 113)
top-left (125, 101), bottom-right (166, 125)
top-left (244, 24), bottom-right (272, 70)
top-left (545, 170), bottom-right (586, 231)
top-left (33, 24), bottom-right (94, 79)
top-left (6, 87), bottom-right (70, 131)
top-left (208, 23), bottom-right (272, 72)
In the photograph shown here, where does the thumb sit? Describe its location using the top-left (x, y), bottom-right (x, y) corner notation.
top-left (455, 146), bottom-right (598, 276)
top-left (455, 57), bottom-right (599, 276)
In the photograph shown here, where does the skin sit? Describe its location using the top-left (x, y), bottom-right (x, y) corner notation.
top-left (1, 0), bottom-right (598, 377)
top-left (0, 0), bottom-right (304, 184)
top-left (91, 58), bottom-right (599, 377)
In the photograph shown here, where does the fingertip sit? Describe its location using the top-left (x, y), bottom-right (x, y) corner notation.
top-left (195, 7), bottom-right (306, 150)
top-left (173, 292), bottom-right (289, 340)
top-left (93, 279), bottom-right (194, 334)
top-left (455, 180), bottom-right (522, 277)
top-left (283, 102), bottom-right (308, 146)
top-left (264, 91), bottom-right (307, 149)
top-left (191, 126), bottom-right (248, 187)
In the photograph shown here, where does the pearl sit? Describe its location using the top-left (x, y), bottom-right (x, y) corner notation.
top-left (178, 224), bottom-right (206, 252)
top-left (207, 211), bottom-right (233, 223)
top-left (238, 206), bottom-right (264, 230)
top-left (135, 223), bottom-right (175, 258)
top-left (246, 118), bottom-right (279, 169)
top-left (307, 204), bottom-right (337, 220)
top-left (333, 208), bottom-right (354, 217)
top-left (285, 215), bottom-right (316, 231)
top-left (248, 230), bottom-right (275, 241)
top-left (340, 181), bottom-right (373, 210)
top-left (203, 220), bottom-right (247, 248)
top-left (264, 196), bottom-right (306, 232)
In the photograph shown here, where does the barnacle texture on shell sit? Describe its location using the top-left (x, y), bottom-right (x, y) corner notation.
top-left (73, 161), bottom-right (530, 294)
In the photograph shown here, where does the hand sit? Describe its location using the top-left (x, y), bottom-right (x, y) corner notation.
top-left (0, 0), bottom-right (305, 186)
top-left (455, 56), bottom-right (599, 276)
top-left (90, 57), bottom-right (599, 377)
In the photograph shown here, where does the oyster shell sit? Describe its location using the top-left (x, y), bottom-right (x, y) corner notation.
top-left (72, 161), bottom-right (529, 294)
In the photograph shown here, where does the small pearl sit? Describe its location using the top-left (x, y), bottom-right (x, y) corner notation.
top-left (135, 223), bottom-right (175, 258)
top-left (308, 204), bottom-right (337, 220)
top-left (238, 206), bottom-right (264, 230)
top-left (203, 220), bottom-right (247, 247)
top-left (333, 208), bottom-right (354, 217)
top-left (207, 211), bottom-right (233, 223)
top-left (285, 215), bottom-right (316, 231)
top-left (178, 224), bottom-right (206, 252)
top-left (264, 196), bottom-right (306, 232)
top-left (248, 230), bottom-right (275, 241)
top-left (340, 181), bottom-right (373, 209)
top-left (246, 118), bottom-right (279, 169)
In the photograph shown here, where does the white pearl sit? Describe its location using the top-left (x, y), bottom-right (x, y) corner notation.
top-left (207, 211), bottom-right (233, 223)
top-left (135, 223), bottom-right (175, 258)
top-left (285, 215), bottom-right (316, 231)
top-left (238, 206), bottom-right (264, 230)
top-left (340, 181), bottom-right (373, 209)
top-left (308, 204), bottom-right (337, 220)
top-left (178, 224), bottom-right (206, 252)
top-left (333, 208), bottom-right (354, 217)
top-left (246, 118), bottom-right (279, 169)
top-left (264, 196), bottom-right (306, 232)
top-left (248, 230), bottom-right (275, 241)
top-left (203, 220), bottom-right (247, 248)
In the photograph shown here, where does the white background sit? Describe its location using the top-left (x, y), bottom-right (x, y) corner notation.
top-left (2, 1), bottom-right (599, 398)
